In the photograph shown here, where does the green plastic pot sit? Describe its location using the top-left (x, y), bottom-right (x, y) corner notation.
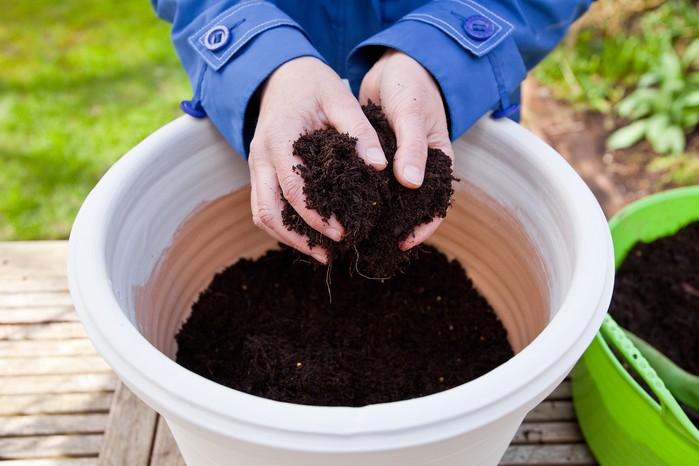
top-left (571, 186), bottom-right (699, 465)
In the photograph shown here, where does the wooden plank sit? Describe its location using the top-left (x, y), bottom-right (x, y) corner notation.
top-left (150, 416), bottom-right (186, 466)
top-left (0, 373), bottom-right (117, 395)
top-left (0, 340), bottom-right (98, 358)
top-left (0, 434), bottom-right (101, 460)
top-left (0, 323), bottom-right (88, 341)
top-left (0, 393), bottom-right (112, 416)
top-left (523, 401), bottom-right (576, 422)
top-left (0, 356), bottom-right (111, 376)
top-left (545, 380), bottom-right (571, 400)
top-left (0, 292), bottom-right (74, 309)
top-left (500, 444), bottom-right (596, 465)
top-left (0, 276), bottom-right (69, 293)
top-left (511, 422), bottom-right (585, 444)
top-left (0, 308), bottom-right (79, 324)
top-left (0, 458), bottom-right (97, 466)
top-left (0, 413), bottom-right (108, 437)
top-left (0, 241), bottom-right (69, 279)
top-left (98, 382), bottom-right (158, 466)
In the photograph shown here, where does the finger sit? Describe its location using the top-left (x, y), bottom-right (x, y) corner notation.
top-left (275, 157), bottom-right (345, 242)
top-left (358, 76), bottom-right (380, 107)
top-left (249, 150), bottom-right (329, 263)
top-left (391, 109), bottom-right (428, 188)
top-left (255, 130), bottom-right (346, 242)
top-left (321, 90), bottom-right (387, 169)
top-left (399, 216), bottom-right (444, 251)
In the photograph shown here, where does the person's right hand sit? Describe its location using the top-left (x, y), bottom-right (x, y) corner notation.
top-left (248, 56), bottom-right (387, 264)
top-left (359, 49), bottom-right (455, 252)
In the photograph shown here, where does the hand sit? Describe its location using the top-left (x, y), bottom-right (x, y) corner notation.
top-left (248, 57), bottom-right (387, 263)
top-left (359, 49), bottom-right (455, 250)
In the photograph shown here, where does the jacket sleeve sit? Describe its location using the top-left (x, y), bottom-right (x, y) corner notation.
top-left (347, 0), bottom-right (592, 140)
top-left (151, 0), bottom-right (325, 156)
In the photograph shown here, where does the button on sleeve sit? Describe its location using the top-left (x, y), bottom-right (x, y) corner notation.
top-left (463, 15), bottom-right (495, 41)
top-left (188, 1), bottom-right (311, 71)
top-left (203, 25), bottom-right (231, 51)
top-left (400, 0), bottom-right (514, 58)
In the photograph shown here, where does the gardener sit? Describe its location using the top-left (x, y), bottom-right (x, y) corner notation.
top-left (151, 0), bottom-right (592, 263)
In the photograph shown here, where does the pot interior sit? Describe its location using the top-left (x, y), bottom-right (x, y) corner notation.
top-left (134, 180), bottom-right (550, 360)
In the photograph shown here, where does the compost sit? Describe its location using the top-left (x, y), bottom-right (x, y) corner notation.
top-left (175, 244), bottom-right (513, 406)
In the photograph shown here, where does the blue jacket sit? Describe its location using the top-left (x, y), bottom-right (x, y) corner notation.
top-left (151, 0), bottom-right (592, 157)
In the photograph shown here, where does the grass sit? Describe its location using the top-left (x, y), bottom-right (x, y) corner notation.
top-left (0, 1), bottom-right (190, 240)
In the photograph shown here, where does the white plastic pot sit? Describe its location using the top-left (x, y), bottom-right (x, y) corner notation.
top-left (68, 115), bottom-right (614, 465)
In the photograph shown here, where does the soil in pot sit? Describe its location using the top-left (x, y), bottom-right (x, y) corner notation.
top-left (608, 220), bottom-right (699, 426)
top-left (175, 103), bottom-right (513, 407)
top-left (175, 244), bottom-right (514, 407)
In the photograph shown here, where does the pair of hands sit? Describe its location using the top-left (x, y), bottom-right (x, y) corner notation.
top-left (248, 50), bottom-right (455, 263)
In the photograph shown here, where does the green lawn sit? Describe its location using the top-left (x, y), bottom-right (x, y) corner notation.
top-left (0, 1), bottom-right (190, 240)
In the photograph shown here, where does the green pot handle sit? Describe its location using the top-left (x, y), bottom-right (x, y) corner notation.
top-left (601, 315), bottom-right (698, 444)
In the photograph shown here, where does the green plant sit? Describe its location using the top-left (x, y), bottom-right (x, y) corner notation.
top-left (606, 38), bottom-right (699, 154)
top-left (647, 153), bottom-right (699, 186)
top-left (533, 0), bottom-right (699, 113)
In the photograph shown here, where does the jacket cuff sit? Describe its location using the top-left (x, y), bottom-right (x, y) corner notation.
top-left (347, 0), bottom-right (526, 140)
top-left (187, 1), bottom-right (307, 72)
top-left (181, 1), bottom-right (324, 157)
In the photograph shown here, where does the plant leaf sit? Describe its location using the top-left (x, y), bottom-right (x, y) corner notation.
top-left (646, 113), bottom-right (670, 137)
top-left (680, 109), bottom-right (699, 131)
top-left (681, 38), bottom-right (699, 70)
top-left (615, 88), bottom-right (659, 119)
top-left (649, 124), bottom-right (686, 154)
top-left (606, 120), bottom-right (648, 150)
top-left (637, 71), bottom-right (660, 88)
top-left (661, 49), bottom-right (682, 81)
top-left (683, 90), bottom-right (699, 107)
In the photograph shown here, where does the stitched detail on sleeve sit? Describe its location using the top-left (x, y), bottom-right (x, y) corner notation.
top-left (401, 0), bottom-right (514, 57)
top-left (188, 1), bottom-right (307, 71)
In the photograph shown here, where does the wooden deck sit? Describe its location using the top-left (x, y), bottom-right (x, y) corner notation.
top-left (0, 241), bottom-right (598, 465)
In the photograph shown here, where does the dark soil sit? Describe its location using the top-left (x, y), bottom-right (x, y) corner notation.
top-left (175, 244), bottom-right (513, 407)
top-left (281, 101), bottom-right (457, 278)
top-left (608, 220), bottom-right (699, 426)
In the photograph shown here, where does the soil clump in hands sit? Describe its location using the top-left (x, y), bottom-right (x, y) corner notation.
top-left (281, 102), bottom-right (457, 278)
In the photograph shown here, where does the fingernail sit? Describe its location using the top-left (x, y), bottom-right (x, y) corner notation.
top-left (326, 227), bottom-right (342, 242)
top-left (403, 164), bottom-right (424, 186)
top-left (365, 147), bottom-right (387, 165)
top-left (311, 253), bottom-right (326, 264)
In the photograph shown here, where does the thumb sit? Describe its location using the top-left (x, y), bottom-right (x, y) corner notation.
top-left (321, 91), bottom-right (388, 169)
top-left (390, 107), bottom-right (428, 188)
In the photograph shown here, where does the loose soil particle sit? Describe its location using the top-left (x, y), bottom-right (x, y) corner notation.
top-left (608, 220), bottom-right (699, 426)
top-left (176, 244), bottom-right (514, 407)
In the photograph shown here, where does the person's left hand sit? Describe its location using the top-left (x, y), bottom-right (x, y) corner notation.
top-left (359, 48), bottom-right (455, 251)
